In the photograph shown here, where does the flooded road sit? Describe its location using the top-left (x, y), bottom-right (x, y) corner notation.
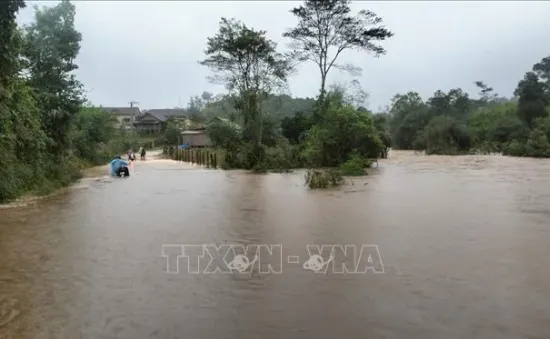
top-left (1, 150), bottom-right (550, 338)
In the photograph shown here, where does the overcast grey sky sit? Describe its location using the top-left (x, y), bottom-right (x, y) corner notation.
top-left (17, 1), bottom-right (550, 111)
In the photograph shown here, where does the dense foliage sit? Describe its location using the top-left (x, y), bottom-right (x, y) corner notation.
top-left (0, 0), bottom-right (145, 202)
top-left (387, 56), bottom-right (550, 157)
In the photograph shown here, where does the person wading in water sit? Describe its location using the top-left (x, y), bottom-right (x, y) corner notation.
top-left (140, 146), bottom-right (146, 160)
top-left (138, 146), bottom-right (146, 160)
top-left (127, 149), bottom-right (136, 162)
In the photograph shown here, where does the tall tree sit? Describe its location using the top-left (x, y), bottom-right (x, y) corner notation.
top-left (0, 0), bottom-right (27, 158)
top-left (514, 71), bottom-right (549, 129)
top-left (387, 92), bottom-right (431, 149)
top-left (22, 0), bottom-right (84, 154)
top-left (474, 81), bottom-right (498, 102)
top-left (283, 0), bottom-right (393, 105)
top-left (0, 0), bottom-right (26, 143)
top-left (0, 0), bottom-right (25, 90)
top-left (532, 56), bottom-right (550, 104)
top-left (199, 17), bottom-right (291, 155)
top-left (427, 88), bottom-right (470, 119)
top-left (281, 111), bottom-right (313, 144)
top-left (0, 0), bottom-right (51, 201)
top-left (328, 79), bottom-right (369, 108)
top-left (533, 56), bottom-right (550, 88)
top-left (186, 95), bottom-right (207, 123)
top-left (187, 95), bottom-right (204, 114)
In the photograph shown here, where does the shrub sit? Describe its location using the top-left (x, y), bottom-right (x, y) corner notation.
top-left (339, 154), bottom-right (371, 176)
top-left (305, 168), bottom-right (344, 189)
top-left (503, 140), bottom-right (526, 157)
top-left (253, 138), bottom-right (297, 173)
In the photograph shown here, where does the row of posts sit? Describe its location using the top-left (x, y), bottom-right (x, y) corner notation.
top-left (165, 146), bottom-right (219, 168)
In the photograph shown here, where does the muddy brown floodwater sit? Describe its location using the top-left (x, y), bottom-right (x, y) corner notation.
top-left (1, 150), bottom-right (550, 339)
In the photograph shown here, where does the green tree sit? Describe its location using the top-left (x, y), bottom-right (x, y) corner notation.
top-left (261, 94), bottom-right (316, 120)
top-left (281, 111), bottom-right (313, 144)
top-left (467, 102), bottom-right (528, 152)
top-left (206, 119), bottom-right (242, 149)
top-left (186, 95), bottom-right (206, 122)
top-left (199, 92), bottom-right (316, 122)
top-left (427, 88), bottom-right (470, 120)
top-left (70, 107), bottom-right (117, 164)
top-left (387, 92), bottom-right (431, 149)
top-left (160, 118), bottom-right (181, 145)
top-left (0, 0), bottom-right (29, 155)
top-left (372, 113), bottom-right (391, 158)
top-left (328, 80), bottom-right (369, 109)
top-left (22, 0), bottom-right (84, 155)
top-left (283, 0), bottom-right (393, 107)
top-left (199, 17), bottom-right (291, 167)
top-left (423, 116), bottom-right (470, 155)
top-left (302, 93), bottom-right (383, 167)
top-left (187, 96), bottom-right (203, 114)
top-left (201, 93), bottom-right (239, 120)
top-left (514, 72), bottom-right (549, 129)
top-left (0, 0), bottom-right (51, 201)
top-left (533, 56), bottom-right (550, 91)
top-left (489, 114), bottom-right (529, 146)
top-left (0, 0), bottom-right (25, 87)
top-left (73, 107), bottom-right (116, 144)
top-left (474, 81), bottom-right (498, 103)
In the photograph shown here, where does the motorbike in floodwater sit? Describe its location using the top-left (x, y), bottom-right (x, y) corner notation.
top-left (117, 166), bottom-right (130, 178)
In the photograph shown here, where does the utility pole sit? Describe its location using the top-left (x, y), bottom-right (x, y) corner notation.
top-left (129, 100), bottom-right (139, 128)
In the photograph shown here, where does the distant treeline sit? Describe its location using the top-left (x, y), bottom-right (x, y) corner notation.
top-left (385, 56), bottom-right (550, 157)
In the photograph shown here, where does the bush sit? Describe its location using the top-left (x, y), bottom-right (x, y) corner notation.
top-left (503, 140), bottom-right (526, 157)
top-left (305, 168), bottom-right (344, 189)
top-left (339, 154), bottom-right (372, 176)
top-left (525, 128), bottom-right (550, 157)
top-left (253, 137), bottom-right (297, 172)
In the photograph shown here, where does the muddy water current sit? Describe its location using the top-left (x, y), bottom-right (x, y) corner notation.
top-left (1, 150), bottom-right (550, 338)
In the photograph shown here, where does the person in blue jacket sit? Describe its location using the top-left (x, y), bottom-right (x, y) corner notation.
top-left (110, 155), bottom-right (130, 177)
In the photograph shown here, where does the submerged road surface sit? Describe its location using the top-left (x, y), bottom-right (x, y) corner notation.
top-left (1, 151), bottom-right (550, 338)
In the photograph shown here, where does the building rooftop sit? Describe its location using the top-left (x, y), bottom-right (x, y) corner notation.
top-left (141, 109), bottom-right (187, 122)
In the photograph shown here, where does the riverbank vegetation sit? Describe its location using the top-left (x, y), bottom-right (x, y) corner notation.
top-left (195, 0), bottom-right (393, 188)
top-left (387, 56), bottom-right (550, 157)
top-left (0, 1), bottom-right (147, 202)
